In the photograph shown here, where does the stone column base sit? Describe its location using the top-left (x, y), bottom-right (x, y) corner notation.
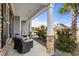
top-left (47, 35), bottom-right (54, 55)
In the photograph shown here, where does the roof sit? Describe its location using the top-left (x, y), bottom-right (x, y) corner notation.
top-left (54, 23), bottom-right (70, 30)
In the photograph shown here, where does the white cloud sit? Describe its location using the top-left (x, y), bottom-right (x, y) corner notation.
top-left (32, 18), bottom-right (47, 27)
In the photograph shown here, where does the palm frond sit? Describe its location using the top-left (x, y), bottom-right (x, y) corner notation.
top-left (58, 3), bottom-right (70, 15)
top-left (71, 3), bottom-right (79, 11)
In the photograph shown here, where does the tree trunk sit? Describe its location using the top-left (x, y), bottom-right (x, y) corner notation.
top-left (71, 11), bottom-right (77, 42)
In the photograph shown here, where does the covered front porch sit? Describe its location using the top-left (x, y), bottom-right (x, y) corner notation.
top-left (0, 3), bottom-right (55, 56)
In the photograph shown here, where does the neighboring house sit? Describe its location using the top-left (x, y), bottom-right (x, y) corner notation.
top-left (53, 23), bottom-right (70, 36)
top-left (53, 23), bottom-right (70, 31)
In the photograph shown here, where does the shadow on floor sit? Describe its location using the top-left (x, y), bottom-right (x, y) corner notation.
top-left (32, 37), bottom-right (46, 47)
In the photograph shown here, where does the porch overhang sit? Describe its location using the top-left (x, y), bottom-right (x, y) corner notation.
top-left (11, 3), bottom-right (49, 21)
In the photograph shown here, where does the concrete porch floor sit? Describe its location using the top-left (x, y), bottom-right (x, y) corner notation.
top-left (7, 40), bottom-right (49, 56)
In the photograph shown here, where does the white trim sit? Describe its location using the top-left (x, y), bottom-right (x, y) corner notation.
top-left (27, 5), bottom-right (48, 21)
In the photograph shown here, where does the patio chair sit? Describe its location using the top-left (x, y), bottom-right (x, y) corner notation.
top-left (13, 34), bottom-right (33, 53)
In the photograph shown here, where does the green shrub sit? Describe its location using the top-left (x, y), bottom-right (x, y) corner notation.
top-left (55, 29), bottom-right (77, 53)
top-left (35, 25), bottom-right (47, 42)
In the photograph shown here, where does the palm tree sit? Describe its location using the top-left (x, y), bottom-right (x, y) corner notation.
top-left (58, 3), bottom-right (79, 42)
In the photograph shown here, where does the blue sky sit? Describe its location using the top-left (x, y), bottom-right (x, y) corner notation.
top-left (32, 3), bottom-right (79, 27)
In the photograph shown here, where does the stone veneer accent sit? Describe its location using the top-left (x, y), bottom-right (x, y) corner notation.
top-left (47, 35), bottom-right (54, 54)
top-left (0, 38), bottom-right (13, 56)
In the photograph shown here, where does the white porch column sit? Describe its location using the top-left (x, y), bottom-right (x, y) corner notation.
top-left (29, 20), bottom-right (32, 38)
top-left (30, 20), bottom-right (32, 32)
top-left (20, 19), bottom-right (21, 34)
top-left (47, 3), bottom-right (54, 55)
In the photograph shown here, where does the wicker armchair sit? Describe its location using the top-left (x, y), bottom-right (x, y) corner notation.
top-left (13, 34), bottom-right (33, 53)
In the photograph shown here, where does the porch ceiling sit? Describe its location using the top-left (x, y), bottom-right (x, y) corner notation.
top-left (12, 3), bottom-right (48, 21)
